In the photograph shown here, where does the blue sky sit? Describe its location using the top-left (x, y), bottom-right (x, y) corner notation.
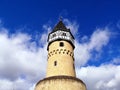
top-left (0, 0), bottom-right (120, 90)
top-left (1, 0), bottom-right (120, 33)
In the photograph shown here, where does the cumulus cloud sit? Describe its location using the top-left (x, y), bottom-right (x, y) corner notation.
top-left (0, 78), bottom-right (35, 90)
top-left (76, 64), bottom-right (120, 90)
top-left (39, 24), bottom-right (52, 45)
top-left (62, 19), bottom-right (111, 66)
top-left (0, 27), bottom-right (47, 89)
top-left (64, 18), bottom-right (79, 35)
top-left (74, 27), bottom-right (111, 66)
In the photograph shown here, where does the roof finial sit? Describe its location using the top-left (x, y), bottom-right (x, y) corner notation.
top-left (59, 16), bottom-right (63, 21)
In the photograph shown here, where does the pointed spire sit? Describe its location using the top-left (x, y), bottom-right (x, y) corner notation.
top-left (53, 18), bottom-right (68, 32)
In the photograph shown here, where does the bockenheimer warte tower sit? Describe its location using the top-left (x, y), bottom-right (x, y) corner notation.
top-left (35, 19), bottom-right (86, 90)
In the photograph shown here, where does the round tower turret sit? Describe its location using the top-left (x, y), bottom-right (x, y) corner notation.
top-left (46, 20), bottom-right (75, 77)
top-left (47, 20), bottom-right (75, 50)
top-left (35, 20), bottom-right (86, 90)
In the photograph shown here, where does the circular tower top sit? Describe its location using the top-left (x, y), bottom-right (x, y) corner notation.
top-left (47, 20), bottom-right (75, 50)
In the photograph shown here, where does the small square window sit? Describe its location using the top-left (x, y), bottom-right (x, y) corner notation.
top-left (60, 42), bottom-right (64, 47)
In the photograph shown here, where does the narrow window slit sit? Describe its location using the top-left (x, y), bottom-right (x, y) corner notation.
top-left (54, 61), bottom-right (57, 66)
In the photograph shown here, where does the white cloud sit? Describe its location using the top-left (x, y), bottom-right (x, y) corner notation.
top-left (0, 28), bottom-right (47, 89)
top-left (0, 79), bottom-right (13, 90)
top-left (63, 19), bottom-right (111, 66)
top-left (0, 78), bottom-right (35, 90)
top-left (39, 24), bottom-right (51, 45)
top-left (88, 28), bottom-right (110, 51)
top-left (64, 18), bottom-right (79, 35)
top-left (75, 28), bottom-right (111, 66)
top-left (76, 64), bottom-right (120, 90)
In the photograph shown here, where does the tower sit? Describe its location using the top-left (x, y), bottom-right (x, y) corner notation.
top-left (35, 20), bottom-right (86, 90)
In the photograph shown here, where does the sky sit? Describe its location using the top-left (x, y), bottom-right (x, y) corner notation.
top-left (0, 0), bottom-right (120, 90)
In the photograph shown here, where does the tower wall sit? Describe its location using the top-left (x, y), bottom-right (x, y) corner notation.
top-left (35, 76), bottom-right (86, 90)
top-left (46, 40), bottom-right (75, 77)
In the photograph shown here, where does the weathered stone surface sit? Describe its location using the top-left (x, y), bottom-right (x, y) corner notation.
top-left (35, 76), bottom-right (86, 90)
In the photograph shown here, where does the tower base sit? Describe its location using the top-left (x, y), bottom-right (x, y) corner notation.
top-left (35, 76), bottom-right (86, 90)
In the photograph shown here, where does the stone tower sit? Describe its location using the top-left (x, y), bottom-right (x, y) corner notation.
top-left (35, 20), bottom-right (86, 90)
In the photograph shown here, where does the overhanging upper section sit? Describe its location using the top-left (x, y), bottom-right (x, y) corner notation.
top-left (47, 20), bottom-right (75, 49)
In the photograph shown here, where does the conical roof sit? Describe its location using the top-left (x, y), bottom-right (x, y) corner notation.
top-left (53, 20), bottom-right (69, 31)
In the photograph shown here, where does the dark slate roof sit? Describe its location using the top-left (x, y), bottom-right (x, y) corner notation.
top-left (53, 20), bottom-right (69, 31)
